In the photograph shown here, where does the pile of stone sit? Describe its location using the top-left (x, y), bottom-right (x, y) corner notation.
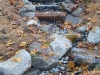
top-left (0, 0), bottom-right (100, 75)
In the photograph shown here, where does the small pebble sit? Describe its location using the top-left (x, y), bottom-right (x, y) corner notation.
top-left (65, 56), bottom-right (69, 61)
top-left (63, 61), bottom-right (68, 64)
top-left (57, 66), bottom-right (61, 68)
top-left (60, 60), bottom-right (64, 63)
top-left (61, 57), bottom-right (65, 60)
top-left (59, 66), bottom-right (65, 70)
top-left (50, 70), bottom-right (55, 73)
top-left (0, 12), bottom-right (3, 16)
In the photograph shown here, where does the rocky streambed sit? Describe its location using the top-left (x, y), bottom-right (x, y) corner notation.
top-left (0, 0), bottom-right (100, 75)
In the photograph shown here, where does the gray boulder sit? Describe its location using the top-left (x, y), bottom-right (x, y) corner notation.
top-left (62, 0), bottom-right (74, 12)
top-left (62, 2), bottom-right (74, 13)
top-left (0, 49), bottom-right (31, 75)
top-left (20, 5), bottom-right (36, 18)
top-left (65, 14), bottom-right (82, 24)
top-left (70, 48), bottom-right (100, 64)
top-left (30, 34), bottom-right (72, 70)
top-left (87, 26), bottom-right (100, 44)
top-left (30, 42), bottom-right (59, 70)
top-left (50, 34), bottom-right (72, 58)
top-left (71, 7), bottom-right (83, 17)
top-left (20, 5), bottom-right (36, 13)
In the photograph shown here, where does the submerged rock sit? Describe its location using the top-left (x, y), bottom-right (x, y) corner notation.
top-left (0, 49), bottom-right (31, 75)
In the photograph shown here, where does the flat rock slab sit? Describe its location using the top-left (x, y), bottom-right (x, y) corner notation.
top-left (30, 34), bottom-right (72, 70)
top-left (30, 42), bottom-right (59, 70)
top-left (0, 49), bottom-right (31, 75)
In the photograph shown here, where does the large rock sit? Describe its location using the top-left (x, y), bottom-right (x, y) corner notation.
top-left (71, 48), bottom-right (100, 62)
top-left (0, 49), bottom-right (31, 75)
top-left (20, 5), bottom-right (36, 13)
top-left (71, 7), bottom-right (83, 17)
top-left (30, 34), bottom-right (72, 70)
top-left (30, 42), bottom-right (59, 70)
top-left (20, 5), bottom-right (36, 18)
top-left (50, 34), bottom-right (72, 58)
top-left (65, 14), bottom-right (82, 24)
top-left (62, 0), bottom-right (75, 13)
top-left (70, 48), bottom-right (100, 69)
top-left (87, 26), bottom-right (100, 44)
